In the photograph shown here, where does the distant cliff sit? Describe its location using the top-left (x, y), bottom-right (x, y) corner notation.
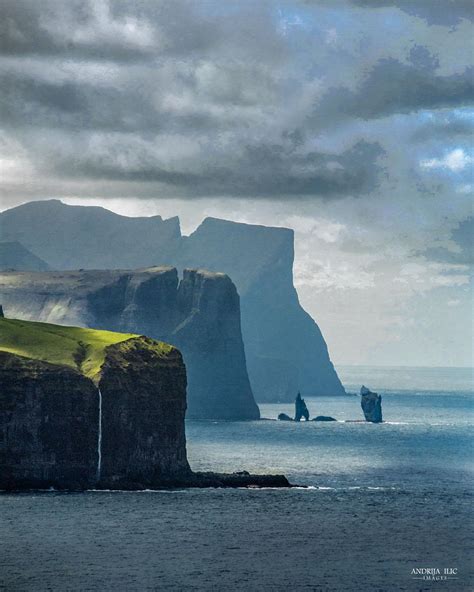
top-left (0, 267), bottom-right (260, 420)
top-left (0, 319), bottom-right (190, 490)
top-left (0, 200), bottom-right (345, 400)
top-left (178, 218), bottom-right (345, 400)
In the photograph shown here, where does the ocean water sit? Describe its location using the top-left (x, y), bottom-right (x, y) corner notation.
top-left (187, 390), bottom-right (474, 491)
top-left (2, 367), bottom-right (473, 591)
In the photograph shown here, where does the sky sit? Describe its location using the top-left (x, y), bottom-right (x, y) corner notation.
top-left (0, 0), bottom-right (473, 367)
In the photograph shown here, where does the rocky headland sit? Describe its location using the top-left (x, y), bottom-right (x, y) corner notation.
top-left (0, 200), bottom-right (345, 401)
top-left (0, 318), bottom-right (289, 491)
top-left (0, 267), bottom-right (259, 421)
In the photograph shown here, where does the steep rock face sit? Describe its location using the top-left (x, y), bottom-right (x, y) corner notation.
top-left (0, 352), bottom-right (98, 490)
top-left (98, 338), bottom-right (190, 488)
top-left (0, 268), bottom-right (259, 420)
top-left (0, 241), bottom-right (50, 271)
top-left (0, 200), bottom-right (345, 401)
top-left (173, 270), bottom-right (257, 419)
top-left (360, 385), bottom-right (383, 423)
top-left (0, 335), bottom-right (191, 490)
top-left (178, 218), bottom-right (345, 401)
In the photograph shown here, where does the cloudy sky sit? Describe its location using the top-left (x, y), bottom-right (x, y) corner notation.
top-left (1, 0), bottom-right (472, 366)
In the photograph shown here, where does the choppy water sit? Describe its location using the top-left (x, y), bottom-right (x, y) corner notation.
top-left (1, 367), bottom-right (473, 591)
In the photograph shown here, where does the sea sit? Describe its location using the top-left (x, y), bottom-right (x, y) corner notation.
top-left (1, 366), bottom-right (473, 591)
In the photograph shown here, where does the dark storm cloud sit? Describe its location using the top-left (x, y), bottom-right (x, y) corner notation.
top-left (0, 0), bottom-right (472, 200)
top-left (412, 115), bottom-right (474, 143)
top-left (312, 49), bottom-right (474, 125)
top-left (51, 133), bottom-right (385, 198)
top-left (0, 0), bottom-right (155, 61)
top-left (350, 0), bottom-right (474, 26)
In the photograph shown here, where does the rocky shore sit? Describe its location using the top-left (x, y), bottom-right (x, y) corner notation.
top-left (0, 318), bottom-right (290, 492)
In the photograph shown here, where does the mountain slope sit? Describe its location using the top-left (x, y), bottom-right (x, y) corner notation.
top-left (0, 241), bottom-right (50, 271)
top-left (0, 200), bottom-right (345, 400)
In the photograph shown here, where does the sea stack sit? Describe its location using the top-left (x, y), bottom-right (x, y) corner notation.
top-left (295, 392), bottom-right (310, 421)
top-left (360, 385), bottom-right (383, 423)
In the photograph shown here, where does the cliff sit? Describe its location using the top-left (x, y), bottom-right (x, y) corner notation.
top-left (0, 200), bottom-right (345, 401)
top-left (0, 318), bottom-right (190, 490)
top-left (179, 218), bottom-right (345, 400)
top-left (0, 268), bottom-right (260, 420)
top-left (0, 318), bottom-right (289, 490)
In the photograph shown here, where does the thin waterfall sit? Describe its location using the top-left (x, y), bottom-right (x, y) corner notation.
top-left (97, 387), bottom-right (103, 483)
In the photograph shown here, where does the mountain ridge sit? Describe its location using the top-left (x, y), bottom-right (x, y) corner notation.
top-left (0, 199), bottom-right (345, 400)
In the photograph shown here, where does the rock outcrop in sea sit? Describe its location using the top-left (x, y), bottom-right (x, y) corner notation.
top-left (0, 200), bottom-right (345, 401)
top-left (294, 392), bottom-right (310, 421)
top-left (0, 318), bottom-right (288, 491)
top-left (0, 267), bottom-right (259, 421)
top-left (360, 385), bottom-right (383, 423)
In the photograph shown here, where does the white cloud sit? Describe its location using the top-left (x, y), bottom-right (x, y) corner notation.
top-left (420, 148), bottom-right (473, 172)
top-left (447, 299), bottom-right (461, 307)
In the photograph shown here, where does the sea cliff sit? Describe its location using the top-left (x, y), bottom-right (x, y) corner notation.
top-left (0, 319), bottom-right (288, 490)
top-left (0, 200), bottom-right (345, 401)
top-left (0, 268), bottom-right (259, 420)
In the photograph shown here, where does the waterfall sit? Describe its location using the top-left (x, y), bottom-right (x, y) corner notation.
top-left (97, 387), bottom-right (103, 483)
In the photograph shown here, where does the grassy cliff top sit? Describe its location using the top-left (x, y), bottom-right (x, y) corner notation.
top-left (0, 318), bottom-right (173, 380)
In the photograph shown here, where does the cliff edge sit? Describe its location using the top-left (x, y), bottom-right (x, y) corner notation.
top-left (0, 318), bottom-right (287, 490)
top-left (0, 201), bottom-right (345, 401)
top-left (0, 318), bottom-right (190, 490)
top-left (0, 268), bottom-right (260, 421)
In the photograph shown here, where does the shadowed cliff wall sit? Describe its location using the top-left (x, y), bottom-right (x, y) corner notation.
top-left (0, 336), bottom-right (190, 490)
top-left (0, 268), bottom-right (260, 420)
top-left (0, 200), bottom-right (345, 400)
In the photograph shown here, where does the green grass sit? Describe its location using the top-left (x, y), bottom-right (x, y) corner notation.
top-left (0, 318), bottom-right (171, 380)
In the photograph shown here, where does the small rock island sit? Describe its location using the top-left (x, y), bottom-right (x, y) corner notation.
top-left (360, 385), bottom-right (383, 423)
top-left (0, 317), bottom-right (289, 491)
top-left (278, 393), bottom-right (336, 422)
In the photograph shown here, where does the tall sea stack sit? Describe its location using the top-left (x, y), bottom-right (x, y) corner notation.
top-left (360, 386), bottom-right (383, 423)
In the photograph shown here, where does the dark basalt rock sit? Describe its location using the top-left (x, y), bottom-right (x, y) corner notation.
top-left (0, 267), bottom-right (259, 421)
top-left (0, 353), bottom-right (98, 491)
top-left (184, 472), bottom-right (291, 488)
top-left (0, 338), bottom-right (191, 491)
top-left (0, 333), bottom-right (291, 491)
top-left (295, 392), bottom-right (310, 421)
top-left (313, 416), bottom-right (337, 422)
top-left (360, 385), bottom-right (383, 423)
top-left (278, 413), bottom-right (293, 421)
